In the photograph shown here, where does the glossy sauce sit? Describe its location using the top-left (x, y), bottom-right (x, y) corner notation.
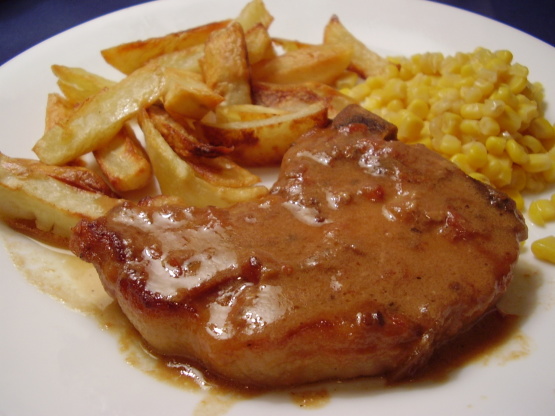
top-left (1, 228), bottom-right (536, 413)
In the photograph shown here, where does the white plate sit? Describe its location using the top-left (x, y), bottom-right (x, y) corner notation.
top-left (1, 0), bottom-right (554, 415)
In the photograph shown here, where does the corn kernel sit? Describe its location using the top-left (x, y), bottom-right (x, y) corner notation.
top-left (528, 199), bottom-right (555, 225)
top-left (460, 85), bottom-right (483, 103)
top-left (528, 117), bottom-right (555, 140)
top-left (481, 154), bottom-right (512, 188)
top-left (525, 173), bottom-right (547, 193)
top-left (523, 153), bottom-right (553, 173)
top-left (497, 107), bottom-right (522, 133)
top-left (495, 50), bottom-right (513, 65)
top-left (509, 165), bottom-right (528, 191)
top-left (509, 62), bottom-right (529, 78)
top-left (485, 135), bottom-right (506, 155)
top-left (460, 103), bottom-right (484, 119)
top-left (518, 134), bottom-right (545, 153)
top-left (407, 99), bottom-right (429, 119)
top-left (397, 111), bottom-right (424, 142)
top-left (460, 119), bottom-right (481, 136)
top-left (450, 153), bottom-right (473, 174)
top-left (506, 139), bottom-right (530, 165)
top-left (463, 142), bottom-right (488, 169)
top-left (483, 99), bottom-right (506, 118)
top-left (531, 236), bottom-right (555, 263)
top-left (508, 76), bottom-right (527, 94)
top-left (469, 172), bottom-right (491, 184)
top-left (438, 134), bottom-right (462, 155)
top-left (479, 116), bottom-right (501, 136)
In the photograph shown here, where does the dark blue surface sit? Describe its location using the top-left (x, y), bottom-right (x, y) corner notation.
top-left (1, 0), bottom-right (553, 66)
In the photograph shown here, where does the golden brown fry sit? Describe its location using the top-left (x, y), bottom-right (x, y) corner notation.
top-left (147, 106), bottom-right (231, 158)
top-left (52, 65), bottom-right (116, 105)
top-left (323, 15), bottom-right (389, 78)
top-left (33, 64), bottom-right (166, 165)
top-left (93, 124), bottom-right (152, 193)
top-left (202, 102), bottom-right (328, 166)
top-left (234, 0), bottom-right (274, 31)
top-left (44, 93), bottom-right (73, 132)
top-left (252, 81), bottom-right (356, 118)
top-left (251, 43), bottom-right (353, 85)
top-left (202, 22), bottom-right (252, 105)
top-left (146, 106), bottom-right (259, 188)
top-left (245, 23), bottom-right (275, 65)
top-left (163, 68), bottom-right (224, 120)
top-left (101, 20), bottom-right (230, 75)
top-left (0, 153), bottom-right (120, 247)
top-left (138, 110), bottom-right (268, 207)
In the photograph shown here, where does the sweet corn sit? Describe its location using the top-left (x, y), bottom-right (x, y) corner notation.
top-left (342, 47), bottom-right (555, 200)
top-left (528, 199), bottom-right (555, 226)
top-left (531, 236), bottom-right (555, 264)
top-left (506, 139), bottom-right (530, 165)
top-left (524, 153), bottom-right (552, 173)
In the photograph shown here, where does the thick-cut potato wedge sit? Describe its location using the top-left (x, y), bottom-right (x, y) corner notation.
top-left (45, 93), bottom-right (73, 132)
top-left (101, 20), bottom-right (230, 75)
top-left (163, 68), bottom-right (224, 120)
top-left (138, 110), bottom-right (268, 207)
top-left (93, 124), bottom-right (152, 193)
top-left (0, 153), bottom-right (120, 247)
top-left (234, 0), bottom-right (274, 31)
top-left (202, 102), bottom-right (328, 166)
top-left (33, 64), bottom-right (166, 165)
top-left (252, 81), bottom-right (356, 118)
top-left (251, 43), bottom-right (353, 85)
top-left (323, 15), bottom-right (389, 78)
top-left (52, 65), bottom-right (116, 105)
top-left (245, 24), bottom-right (275, 65)
top-left (202, 22), bottom-right (252, 105)
top-left (147, 107), bottom-right (261, 188)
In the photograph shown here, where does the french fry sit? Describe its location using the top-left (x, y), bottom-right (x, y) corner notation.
top-left (45, 93), bottom-right (73, 132)
top-left (323, 15), bottom-right (389, 78)
top-left (93, 124), bottom-right (152, 192)
top-left (201, 22), bottom-right (252, 105)
top-left (51, 65), bottom-right (116, 105)
top-left (234, 0), bottom-right (274, 31)
top-left (33, 63), bottom-right (166, 165)
top-left (0, 153), bottom-right (120, 247)
top-left (245, 24), bottom-right (276, 65)
top-left (147, 106), bottom-right (261, 188)
top-left (138, 110), bottom-right (268, 207)
top-left (252, 81), bottom-right (356, 118)
top-left (201, 102), bottom-right (328, 166)
top-left (101, 20), bottom-right (230, 75)
top-left (251, 43), bottom-right (353, 85)
top-left (162, 68), bottom-right (224, 120)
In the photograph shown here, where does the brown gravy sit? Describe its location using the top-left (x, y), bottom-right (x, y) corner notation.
top-left (1, 229), bottom-right (537, 412)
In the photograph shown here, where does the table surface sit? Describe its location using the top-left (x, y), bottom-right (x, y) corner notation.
top-left (1, 0), bottom-right (554, 66)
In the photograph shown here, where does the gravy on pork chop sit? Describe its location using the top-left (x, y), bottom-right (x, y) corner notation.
top-left (70, 105), bottom-right (527, 389)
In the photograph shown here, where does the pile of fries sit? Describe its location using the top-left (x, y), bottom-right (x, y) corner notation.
top-left (0, 0), bottom-right (389, 248)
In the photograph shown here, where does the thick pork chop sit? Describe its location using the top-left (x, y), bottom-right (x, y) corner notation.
top-left (70, 105), bottom-right (527, 388)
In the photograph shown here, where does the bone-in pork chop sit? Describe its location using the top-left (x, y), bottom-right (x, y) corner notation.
top-left (70, 105), bottom-right (527, 388)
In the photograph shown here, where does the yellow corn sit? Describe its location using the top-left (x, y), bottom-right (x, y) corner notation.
top-left (343, 46), bottom-right (554, 199)
top-left (531, 236), bottom-right (555, 263)
top-left (529, 117), bottom-right (555, 140)
top-left (524, 153), bottom-right (552, 173)
top-left (506, 139), bottom-right (530, 165)
top-left (528, 199), bottom-right (555, 226)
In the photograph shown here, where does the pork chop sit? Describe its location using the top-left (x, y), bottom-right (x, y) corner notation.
top-left (70, 105), bottom-right (527, 388)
